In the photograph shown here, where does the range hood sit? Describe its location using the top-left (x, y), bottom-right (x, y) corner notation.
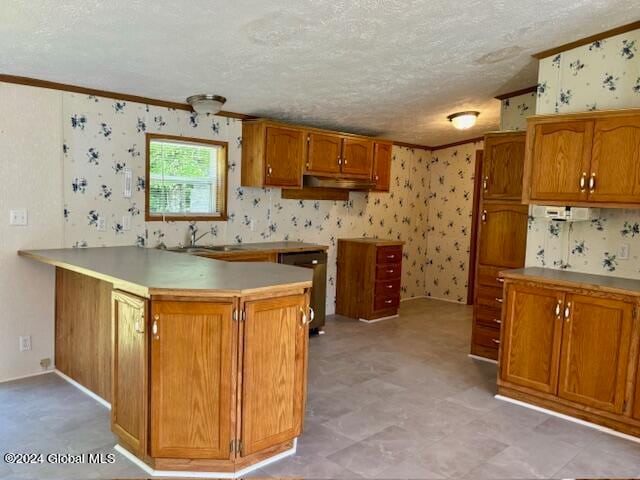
top-left (303, 174), bottom-right (375, 191)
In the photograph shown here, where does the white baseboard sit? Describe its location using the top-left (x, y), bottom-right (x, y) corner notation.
top-left (495, 394), bottom-right (640, 444)
top-left (54, 369), bottom-right (111, 410)
top-left (0, 369), bottom-right (54, 384)
top-left (424, 295), bottom-right (467, 305)
top-left (115, 438), bottom-right (297, 478)
top-left (359, 314), bottom-right (399, 324)
top-left (468, 354), bottom-right (498, 364)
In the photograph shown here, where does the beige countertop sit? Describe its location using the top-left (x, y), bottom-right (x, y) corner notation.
top-left (500, 267), bottom-right (640, 297)
top-left (18, 246), bottom-right (313, 298)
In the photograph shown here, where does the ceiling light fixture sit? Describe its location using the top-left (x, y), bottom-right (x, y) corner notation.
top-left (186, 94), bottom-right (227, 115)
top-left (447, 111), bottom-right (480, 130)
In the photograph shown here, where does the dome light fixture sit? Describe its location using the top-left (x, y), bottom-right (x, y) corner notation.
top-left (186, 94), bottom-right (227, 115)
top-left (447, 111), bottom-right (480, 130)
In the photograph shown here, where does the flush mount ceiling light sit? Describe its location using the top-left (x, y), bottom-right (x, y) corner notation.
top-left (186, 94), bottom-right (227, 115)
top-left (447, 111), bottom-right (480, 130)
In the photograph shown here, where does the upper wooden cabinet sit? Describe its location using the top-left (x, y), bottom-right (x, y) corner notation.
top-left (482, 132), bottom-right (526, 200)
top-left (523, 109), bottom-right (640, 207)
top-left (372, 142), bottom-right (392, 191)
top-left (241, 119), bottom-right (385, 191)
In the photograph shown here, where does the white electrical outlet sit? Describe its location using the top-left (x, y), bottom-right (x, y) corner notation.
top-left (618, 243), bottom-right (630, 260)
top-left (9, 209), bottom-right (28, 226)
top-left (123, 168), bottom-right (133, 198)
top-left (97, 217), bottom-right (106, 231)
top-left (122, 215), bottom-right (131, 231)
top-left (19, 335), bottom-right (31, 352)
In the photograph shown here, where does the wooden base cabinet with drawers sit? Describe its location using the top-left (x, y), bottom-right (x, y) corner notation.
top-left (336, 238), bottom-right (404, 321)
top-left (470, 132), bottom-right (528, 361)
top-left (111, 288), bottom-right (311, 473)
top-left (498, 274), bottom-right (640, 437)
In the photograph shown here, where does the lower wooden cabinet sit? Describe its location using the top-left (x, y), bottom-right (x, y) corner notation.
top-left (498, 278), bottom-right (640, 437)
top-left (111, 291), bottom-right (148, 457)
top-left (111, 290), bottom-right (311, 472)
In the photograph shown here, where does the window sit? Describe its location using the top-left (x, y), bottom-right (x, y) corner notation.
top-left (145, 134), bottom-right (227, 221)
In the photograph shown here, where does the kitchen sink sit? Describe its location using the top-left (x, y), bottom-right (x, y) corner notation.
top-left (167, 245), bottom-right (246, 253)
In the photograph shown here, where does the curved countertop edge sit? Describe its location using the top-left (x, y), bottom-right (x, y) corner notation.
top-left (18, 248), bottom-right (313, 299)
top-left (500, 267), bottom-right (640, 298)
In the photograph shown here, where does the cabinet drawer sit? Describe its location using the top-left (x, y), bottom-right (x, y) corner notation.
top-left (476, 285), bottom-right (504, 309)
top-left (376, 263), bottom-right (402, 280)
top-left (376, 246), bottom-right (402, 265)
top-left (475, 306), bottom-right (502, 330)
top-left (375, 279), bottom-right (401, 296)
top-left (374, 294), bottom-right (400, 311)
top-left (477, 265), bottom-right (506, 289)
top-left (473, 324), bottom-right (501, 349)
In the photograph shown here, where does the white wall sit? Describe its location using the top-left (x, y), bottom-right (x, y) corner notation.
top-left (0, 83), bottom-right (64, 381)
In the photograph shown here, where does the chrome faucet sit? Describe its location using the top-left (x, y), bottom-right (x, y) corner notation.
top-left (189, 226), bottom-right (210, 247)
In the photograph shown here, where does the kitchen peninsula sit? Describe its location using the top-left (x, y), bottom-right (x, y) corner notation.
top-left (18, 246), bottom-right (313, 477)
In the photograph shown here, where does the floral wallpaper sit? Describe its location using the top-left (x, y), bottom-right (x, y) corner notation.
top-left (500, 91), bottom-right (537, 131)
top-left (59, 91), bottom-right (432, 313)
top-left (425, 141), bottom-right (483, 303)
top-left (527, 27), bottom-right (640, 279)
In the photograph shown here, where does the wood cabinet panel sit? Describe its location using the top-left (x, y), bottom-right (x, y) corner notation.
top-left (341, 138), bottom-right (373, 178)
top-left (150, 301), bottom-right (234, 459)
top-left (478, 203), bottom-right (528, 268)
top-left (264, 127), bottom-right (304, 188)
top-left (589, 116), bottom-right (640, 203)
top-left (476, 265), bottom-right (506, 289)
top-left (501, 284), bottom-right (564, 394)
top-left (372, 142), bottom-right (392, 191)
top-left (529, 121), bottom-right (593, 202)
top-left (558, 295), bottom-right (633, 414)
top-left (482, 133), bottom-right (525, 200)
top-left (306, 133), bottom-right (342, 176)
top-left (112, 291), bottom-right (148, 457)
top-left (241, 294), bottom-right (308, 456)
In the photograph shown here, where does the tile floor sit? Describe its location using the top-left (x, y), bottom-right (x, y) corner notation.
top-left (1, 298), bottom-right (640, 479)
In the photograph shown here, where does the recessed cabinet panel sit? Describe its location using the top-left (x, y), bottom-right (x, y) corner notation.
top-left (478, 203), bottom-right (528, 268)
top-left (341, 138), bottom-right (373, 178)
top-left (150, 301), bottom-right (234, 459)
top-left (372, 143), bottom-right (392, 191)
top-left (589, 117), bottom-right (640, 203)
top-left (306, 133), bottom-right (342, 176)
top-left (241, 294), bottom-right (307, 456)
top-left (483, 133), bottom-right (525, 200)
top-left (264, 127), bottom-right (305, 188)
top-left (500, 284), bottom-right (564, 394)
top-left (530, 121), bottom-right (593, 202)
top-left (558, 295), bottom-right (633, 414)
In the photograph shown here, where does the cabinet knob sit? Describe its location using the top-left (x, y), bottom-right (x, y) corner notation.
top-left (309, 307), bottom-right (315, 321)
top-left (564, 302), bottom-right (572, 321)
top-left (343, 158), bottom-right (347, 165)
top-left (496, 277), bottom-right (504, 283)
top-left (492, 338), bottom-right (500, 344)
top-left (483, 176), bottom-right (488, 191)
top-left (375, 175), bottom-right (379, 181)
top-left (299, 307), bottom-right (308, 326)
top-left (589, 173), bottom-right (596, 193)
top-left (493, 318), bottom-right (502, 324)
top-left (267, 165), bottom-right (273, 176)
top-left (152, 318), bottom-right (159, 340)
top-left (495, 297), bottom-right (503, 303)
top-left (387, 269), bottom-right (394, 273)
top-left (337, 158), bottom-right (342, 165)
top-left (579, 172), bottom-right (587, 192)
top-left (481, 210), bottom-right (487, 222)
top-left (555, 300), bottom-right (562, 318)
top-left (384, 299), bottom-right (393, 304)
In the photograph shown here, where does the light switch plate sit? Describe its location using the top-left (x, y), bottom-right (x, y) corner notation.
top-left (123, 168), bottom-right (132, 198)
top-left (618, 243), bottom-right (630, 260)
top-left (97, 217), bottom-right (106, 231)
top-left (19, 335), bottom-right (31, 352)
top-left (9, 209), bottom-right (28, 226)
top-left (122, 215), bottom-right (131, 231)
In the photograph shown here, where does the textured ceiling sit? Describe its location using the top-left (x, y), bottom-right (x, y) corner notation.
top-left (0, 1), bottom-right (636, 145)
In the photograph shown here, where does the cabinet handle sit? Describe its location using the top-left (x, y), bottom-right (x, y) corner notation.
top-left (579, 172), bottom-right (587, 192)
top-left (375, 175), bottom-right (379, 181)
top-left (564, 302), bottom-right (571, 321)
top-left (152, 315), bottom-right (159, 340)
top-left (267, 165), bottom-right (273, 176)
top-left (309, 307), bottom-right (315, 321)
top-left (481, 210), bottom-right (487, 222)
top-left (387, 284), bottom-right (394, 289)
top-left (589, 173), bottom-right (596, 193)
top-left (384, 299), bottom-right (393, 304)
top-left (493, 318), bottom-right (502, 324)
top-left (386, 254), bottom-right (395, 260)
top-left (300, 308), bottom-right (308, 326)
top-left (495, 297), bottom-right (503, 303)
top-left (496, 277), bottom-right (504, 283)
top-left (492, 339), bottom-right (500, 344)
top-left (337, 158), bottom-right (342, 165)
top-left (387, 269), bottom-right (394, 273)
top-left (555, 300), bottom-right (562, 318)
top-left (483, 176), bottom-right (488, 191)
top-left (343, 158), bottom-right (348, 165)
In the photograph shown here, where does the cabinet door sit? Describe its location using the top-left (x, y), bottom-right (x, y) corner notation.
top-left (306, 133), bottom-right (342, 176)
top-left (500, 284), bottom-right (564, 394)
top-left (264, 127), bottom-right (304, 188)
top-left (150, 301), bottom-right (234, 459)
top-left (341, 138), bottom-right (373, 178)
top-left (589, 116), bottom-right (640, 204)
top-left (530, 121), bottom-right (593, 202)
top-left (111, 291), bottom-right (148, 457)
top-left (240, 294), bottom-right (308, 456)
top-left (372, 143), bottom-right (392, 191)
top-left (478, 203), bottom-right (528, 268)
top-left (558, 295), bottom-right (633, 414)
top-left (482, 133), bottom-right (525, 200)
